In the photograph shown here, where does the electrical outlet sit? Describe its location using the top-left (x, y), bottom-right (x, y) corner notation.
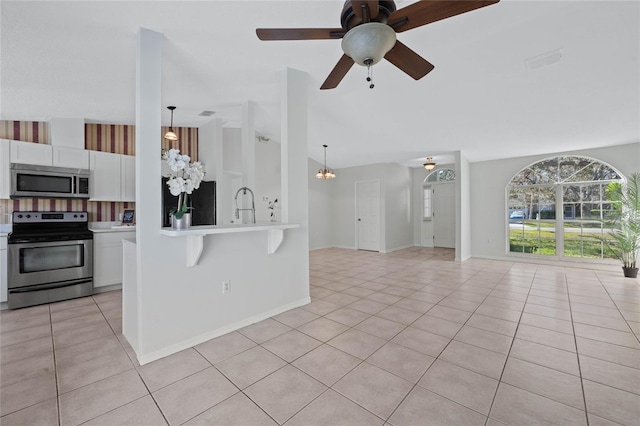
top-left (222, 280), bottom-right (231, 294)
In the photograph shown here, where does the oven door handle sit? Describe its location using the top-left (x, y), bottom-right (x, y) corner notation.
top-left (9, 278), bottom-right (93, 293)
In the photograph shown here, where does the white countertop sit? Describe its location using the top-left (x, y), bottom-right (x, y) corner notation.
top-left (89, 222), bottom-right (136, 233)
top-left (159, 222), bottom-right (298, 236)
top-left (0, 224), bottom-right (12, 237)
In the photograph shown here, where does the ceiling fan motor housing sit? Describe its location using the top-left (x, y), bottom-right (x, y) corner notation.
top-left (341, 0), bottom-right (397, 28)
top-left (341, 22), bottom-right (397, 66)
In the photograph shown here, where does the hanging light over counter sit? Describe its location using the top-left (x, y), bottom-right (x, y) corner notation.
top-left (316, 144), bottom-right (336, 179)
top-left (164, 106), bottom-right (178, 141)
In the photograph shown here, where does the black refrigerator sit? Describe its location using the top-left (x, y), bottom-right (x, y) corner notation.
top-left (161, 178), bottom-right (216, 227)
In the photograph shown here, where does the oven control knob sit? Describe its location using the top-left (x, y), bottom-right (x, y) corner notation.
top-left (26, 214), bottom-right (31, 218)
top-left (74, 214), bottom-right (78, 218)
top-left (18, 214), bottom-right (23, 218)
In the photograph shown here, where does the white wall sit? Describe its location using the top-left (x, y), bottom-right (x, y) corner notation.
top-left (129, 35), bottom-right (310, 364)
top-left (255, 140), bottom-right (281, 223)
top-left (329, 162), bottom-right (414, 253)
top-left (331, 164), bottom-right (384, 250)
top-left (384, 163), bottom-right (414, 252)
top-left (470, 142), bottom-right (640, 260)
top-left (308, 157), bottom-right (334, 250)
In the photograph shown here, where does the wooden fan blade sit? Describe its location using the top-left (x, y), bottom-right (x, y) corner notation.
top-left (389, 0), bottom-right (499, 33)
top-left (352, 1), bottom-right (380, 22)
top-left (256, 28), bottom-right (345, 40)
top-left (384, 41), bottom-right (435, 80)
top-left (320, 54), bottom-right (355, 90)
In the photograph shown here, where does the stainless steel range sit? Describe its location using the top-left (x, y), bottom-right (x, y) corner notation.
top-left (8, 211), bottom-right (93, 309)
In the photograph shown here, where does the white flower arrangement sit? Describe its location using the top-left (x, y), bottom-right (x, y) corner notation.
top-left (163, 148), bottom-right (205, 219)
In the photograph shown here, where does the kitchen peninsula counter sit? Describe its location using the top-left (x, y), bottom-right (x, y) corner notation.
top-left (160, 222), bottom-right (300, 267)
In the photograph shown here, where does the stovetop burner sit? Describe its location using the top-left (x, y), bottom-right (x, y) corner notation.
top-left (8, 211), bottom-right (92, 243)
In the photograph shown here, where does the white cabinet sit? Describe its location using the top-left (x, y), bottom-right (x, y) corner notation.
top-left (10, 140), bottom-right (52, 166)
top-left (90, 152), bottom-right (135, 202)
top-left (53, 146), bottom-right (89, 169)
top-left (93, 231), bottom-right (135, 288)
top-left (1, 236), bottom-right (7, 303)
top-left (89, 151), bottom-right (121, 201)
top-left (9, 139), bottom-right (89, 169)
top-left (120, 155), bottom-right (135, 202)
top-left (0, 140), bottom-right (10, 199)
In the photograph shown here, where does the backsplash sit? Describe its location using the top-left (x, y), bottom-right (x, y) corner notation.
top-left (0, 199), bottom-right (134, 224)
top-left (0, 120), bottom-right (199, 223)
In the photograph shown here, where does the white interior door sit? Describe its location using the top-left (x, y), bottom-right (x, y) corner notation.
top-left (356, 180), bottom-right (380, 252)
top-left (433, 182), bottom-right (455, 248)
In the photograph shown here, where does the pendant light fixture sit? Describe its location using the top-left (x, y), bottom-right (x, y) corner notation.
top-left (316, 144), bottom-right (336, 179)
top-left (423, 156), bottom-right (436, 171)
top-left (164, 106), bottom-right (178, 141)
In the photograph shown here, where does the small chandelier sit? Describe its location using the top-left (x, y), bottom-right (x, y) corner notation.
top-left (316, 144), bottom-right (336, 179)
top-left (423, 156), bottom-right (436, 171)
top-left (164, 106), bottom-right (178, 141)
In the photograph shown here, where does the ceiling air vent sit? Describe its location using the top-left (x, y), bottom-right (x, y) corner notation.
top-left (525, 48), bottom-right (563, 71)
top-left (198, 110), bottom-right (216, 117)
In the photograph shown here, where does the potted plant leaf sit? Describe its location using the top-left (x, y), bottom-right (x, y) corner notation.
top-left (604, 172), bottom-right (640, 278)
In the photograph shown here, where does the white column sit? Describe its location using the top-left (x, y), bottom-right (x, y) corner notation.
top-left (455, 150), bottom-right (471, 261)
top-left (241, 101), bottom-right (256, 191)
top-left (198, 118), bottom-right (224, 225)
top-left (280, 68), bottom-right (309, 225)
top-left (125, 27), bottom-right (163, 356)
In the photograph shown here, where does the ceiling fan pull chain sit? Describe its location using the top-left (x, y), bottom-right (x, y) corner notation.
top-left (365, 58), bottom-right (374, 89)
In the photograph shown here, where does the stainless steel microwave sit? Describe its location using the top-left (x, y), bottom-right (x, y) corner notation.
top-left (10, 163), bottom-right (90, 199)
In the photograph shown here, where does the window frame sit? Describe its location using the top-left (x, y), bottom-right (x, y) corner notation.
top-left (506, 155), bottom-right (624, 262)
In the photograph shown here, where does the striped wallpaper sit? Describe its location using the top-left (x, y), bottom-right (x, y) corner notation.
top-left (0, 121), bottom-right (198, 223)
top-left (85, 124), bottom-right (199, 160)
top-left (0, 120), bottom-right (48, 143)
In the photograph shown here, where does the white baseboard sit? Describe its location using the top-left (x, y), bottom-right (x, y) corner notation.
top-left (470, 253), bottom-right (622, 272)
top-left (381, 244), bottom-right (415, 254)
top-left (136, 296), bottom-right (311, 365)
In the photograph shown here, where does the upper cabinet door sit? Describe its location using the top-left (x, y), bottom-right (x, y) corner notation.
top-left (52, 146), bottom-right (90, 169)
top-left (89, 150), bottom-right (121, 201)
top-left (10, 140), bottom-right (53, 166)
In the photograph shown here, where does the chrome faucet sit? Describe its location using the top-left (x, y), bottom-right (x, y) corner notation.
top-left (234, 187), bottom-right (256, 224)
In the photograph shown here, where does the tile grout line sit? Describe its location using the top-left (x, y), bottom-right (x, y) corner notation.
top-left (482, 263), bottom-right (538, 425)
top-left (87, 294), bottom-right (172, 426)
top-left (595, 277), bottom-right (640, 344)
top-left (48, 304), bottom-right (62, 426)
top-left (565, 273), bottom-right (591, 426)
top-left (382, 265), bottom-right (513, 424)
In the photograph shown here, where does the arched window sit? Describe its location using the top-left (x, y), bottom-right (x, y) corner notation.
top-left (425, 168), bottom-right (455, 183)
top-left (507, 156), bottom-right (623, 259)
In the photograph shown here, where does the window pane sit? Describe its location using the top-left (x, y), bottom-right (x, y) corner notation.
top-left (581, 203), bottom-right (601, 220)
top-left (423, 187), bottom-right (432, 219)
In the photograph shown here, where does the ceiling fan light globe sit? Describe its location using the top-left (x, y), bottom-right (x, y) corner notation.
top-left (341, 22), bottom-right (396, 66)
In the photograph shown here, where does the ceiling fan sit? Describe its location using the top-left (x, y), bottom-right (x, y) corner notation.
top-left (256, 0), bottom-right (500, 89)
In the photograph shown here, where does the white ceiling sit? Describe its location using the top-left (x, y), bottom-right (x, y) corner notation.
top-left (1, 1), bottom-right (638, 169)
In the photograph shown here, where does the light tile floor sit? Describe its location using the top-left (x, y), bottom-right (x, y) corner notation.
top-left (1, 247), bottom-right (639, 425)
